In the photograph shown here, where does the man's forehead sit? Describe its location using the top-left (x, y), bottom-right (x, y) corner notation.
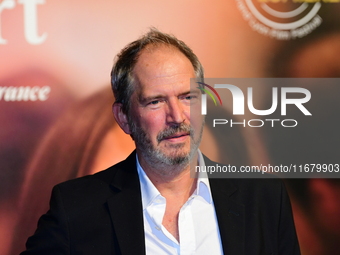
top-left (134, 78), bottom-right (197, 102)
top-left (130, 44), bottom-right (196, 97)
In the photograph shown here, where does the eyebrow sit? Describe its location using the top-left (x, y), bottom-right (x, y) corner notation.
top-left (138, 94), bottom-right (163, 104)
top-left (138, 90), bottom-right (199, 104)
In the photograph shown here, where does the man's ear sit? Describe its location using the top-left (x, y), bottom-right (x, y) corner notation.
top-left (112, 103), bottom-right (131, 134)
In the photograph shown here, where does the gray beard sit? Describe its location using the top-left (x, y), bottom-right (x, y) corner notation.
top-left (128, 118), bottom-right (203, 175)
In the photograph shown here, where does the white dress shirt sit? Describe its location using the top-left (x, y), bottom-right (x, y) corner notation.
top-left (136, 150), bottom-right (224, 255)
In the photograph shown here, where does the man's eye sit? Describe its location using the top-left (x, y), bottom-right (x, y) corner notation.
top-left (183, 95), bottom-right (196, 100)
top-left (147, 99), bottom-right (162, 106)
top-left (150, 100), bottom-right (159, 105)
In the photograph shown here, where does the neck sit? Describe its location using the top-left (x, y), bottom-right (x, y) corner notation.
top-left (137, 151), bottom-right (199, 198)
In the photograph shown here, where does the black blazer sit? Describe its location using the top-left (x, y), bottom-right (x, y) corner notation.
top-left (22, 151), bottom-right (300, 255)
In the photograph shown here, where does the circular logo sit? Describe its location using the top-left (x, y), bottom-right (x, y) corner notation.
top-left (235, 0), bottom-right (327, 40)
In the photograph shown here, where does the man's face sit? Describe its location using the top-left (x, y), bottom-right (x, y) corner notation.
top-left (127, 45), bottom-right (204, 169)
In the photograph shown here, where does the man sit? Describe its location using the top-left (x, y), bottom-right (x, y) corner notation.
top-left (21, 29), bottom-right (300, 254)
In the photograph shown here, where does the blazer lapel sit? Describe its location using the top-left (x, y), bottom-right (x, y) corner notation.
top-left (205, 155), bottom-right (245, 255)
top-left (106, 152), bottom-right (146, 255)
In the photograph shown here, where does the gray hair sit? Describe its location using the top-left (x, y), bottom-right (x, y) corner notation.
top-left (110, 28), bottom-right (204, 114)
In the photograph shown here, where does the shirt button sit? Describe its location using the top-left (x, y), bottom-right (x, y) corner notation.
top-left (155, 226), bottom-right (161, 231)
top-left (155, 198), bottom-right (162, 203)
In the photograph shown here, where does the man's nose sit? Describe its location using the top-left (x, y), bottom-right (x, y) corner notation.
top-left (166, 99), bottom-right (186, 125)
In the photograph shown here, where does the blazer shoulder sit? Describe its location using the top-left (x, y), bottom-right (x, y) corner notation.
top-left (54, 151), bottom-right (137, 199)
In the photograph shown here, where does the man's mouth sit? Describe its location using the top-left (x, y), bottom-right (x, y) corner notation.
top-left (163, 132), bottom-right (190, 141)
top-left (157, 124), bottom-right (193, 143)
